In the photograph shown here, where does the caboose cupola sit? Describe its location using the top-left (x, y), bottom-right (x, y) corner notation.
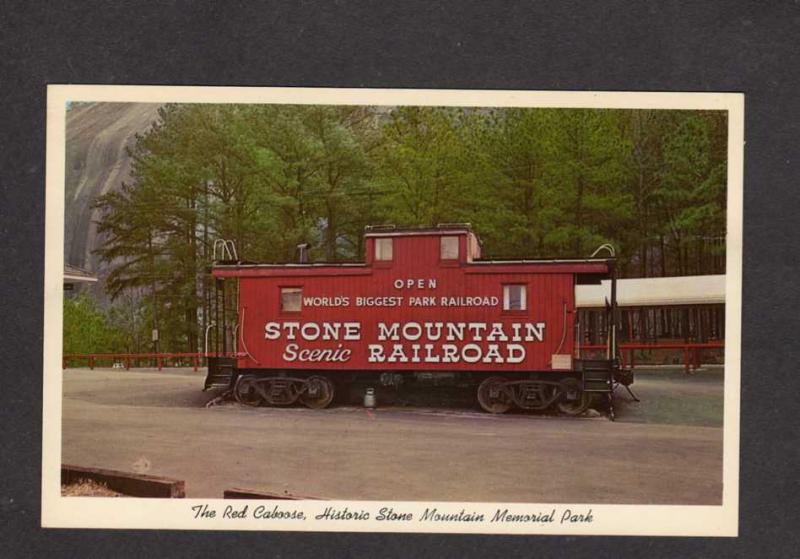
top-left (364, 224), bottom-right (481, 267)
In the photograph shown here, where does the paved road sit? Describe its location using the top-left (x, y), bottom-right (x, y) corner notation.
top-left (61, 368), bottom-right (724, 504)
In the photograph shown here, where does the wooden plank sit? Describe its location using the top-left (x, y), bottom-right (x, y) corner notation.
top-left (223, 487), bottom-right (321, 500)
top-left (61, 464), bottom-right (185, 498)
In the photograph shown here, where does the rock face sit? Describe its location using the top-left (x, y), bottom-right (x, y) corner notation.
top-left (64, 102), bottom-right (162, 279)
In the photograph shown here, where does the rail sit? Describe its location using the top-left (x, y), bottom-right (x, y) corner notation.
top-left (580, 341), bottom-right (724, 374)
top-left (62, 352), bottom-right (236, 372)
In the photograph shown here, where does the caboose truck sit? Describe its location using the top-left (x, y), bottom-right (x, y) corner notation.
top-left (204, 225), bottom-right (631, 419)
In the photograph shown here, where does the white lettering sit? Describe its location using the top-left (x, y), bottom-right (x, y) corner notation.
top-left (402, 322), bottom-right (422, 341)
top-left (282, 343), bottom-right (351, 363)
top-left (283, 343), bottom-right (297, 361)
top-left (388, 344), bottom-right (409, 363)
top-left (467, 323), bottom-right (487, 341)
top-left (378, 323), bottom-right (400, 341)
top-left (507, 344), bottom-right (525, 363)
top-left (368, 345), bottom-right (385, 362)
top-left (486, 323), bottom-right (508, 342)
top-left (482, 345), bottom-right (503, 363)
top-left (461, 344), bottom-right (482, 363)
top-left (441, 344), bottom-right (459, 363)
top-left (264, 322), bottom-right (280, 340)
top-left (322, 323), bottom-right (340, 341)
top-left (265, 321), bottom-right (543, 367)
top-left (423, 343), bottom-right (440, 363)
top-left (525, 322), bottom-right (545, 342)
top-left (301, 322), bottom-right (321, 341)
top-left (343, 322), bottom-right (361, 341)
top-left (393, 278), bottom-right (438, 290)
top-left (446, 323), bottom-right (465, 341)
top-left (424, 322), bottom-right (443, 341)
top-left (284, 322), bottom-right (300, 340)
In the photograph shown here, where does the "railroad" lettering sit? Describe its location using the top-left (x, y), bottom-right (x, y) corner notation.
top-left (367, 343), bottom-right (525, 364)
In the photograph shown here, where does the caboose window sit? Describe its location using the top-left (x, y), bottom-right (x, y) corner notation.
top-left (440, 236), bottom-right (459, 260)
top-left (280, 287), bottom-right (303, 312)
top-left (375, 238), bottom-right (393, 261)
top-left (503, 284), bottom-right (527, 311)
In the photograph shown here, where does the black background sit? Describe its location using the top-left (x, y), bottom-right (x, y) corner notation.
top-left (1, 1), bottom-right (798, 557)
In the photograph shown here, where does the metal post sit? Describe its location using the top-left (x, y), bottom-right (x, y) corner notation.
top-left (204, 322), bottom-right (215, 358)
top-left (215, 278), bottom-right (220, 357)
top-left (148, 233), bottom-right (160, 368)
top-left (609, 260), bottom-right (618, 361)
top-left (221, 278), bottom-right (227, 355)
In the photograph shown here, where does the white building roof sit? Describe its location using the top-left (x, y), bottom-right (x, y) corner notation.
top-left (575, 275), bottom-right (726, 308)
top-left (64, 264), bottom-right (98, 284)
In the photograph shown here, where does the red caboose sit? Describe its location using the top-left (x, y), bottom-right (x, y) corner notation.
top-left (205, 225), bottom-right (625, 416)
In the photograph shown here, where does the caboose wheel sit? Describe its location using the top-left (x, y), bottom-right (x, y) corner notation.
top-left (299, 376), bottom-right (334, 409)
top-left (556, 378), bottom-right (592, 416)
top-left (234, 376), bottom-right (265, 407)
top-left (477, 376), bottom-right (512, 414)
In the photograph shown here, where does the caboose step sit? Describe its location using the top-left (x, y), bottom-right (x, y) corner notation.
top-left (580, 357), bottom-right (614, 395)
top-left (579, 359), bottom-right (614, 370)
top-left (204, 376), bottom-right (234, 390)
top-left (204, 357), bottom-right (237, 391)
top-left (206, 373), bottom-right (233, 383)
top-left (583, 374), bottom-right (612, 393)
top-left (584, 373), bottom-right (612, 380)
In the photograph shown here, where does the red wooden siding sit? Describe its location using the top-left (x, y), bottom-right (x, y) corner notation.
top-left (216, 232), bottom-right (608, 375)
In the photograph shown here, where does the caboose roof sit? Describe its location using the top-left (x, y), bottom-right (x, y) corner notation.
top-left (212, 225), bottom-right (613, 279)
top-left (211, 258), bottom-right (612, 278)
top-left (363, 224), bottom-right (475, 238)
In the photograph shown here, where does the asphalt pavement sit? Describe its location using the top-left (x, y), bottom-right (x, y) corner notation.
top-left (60, 366), bottom-right (724, 503)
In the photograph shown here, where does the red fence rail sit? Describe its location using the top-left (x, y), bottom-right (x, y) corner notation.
top-left (62, 353), bottom-right (235, 372)
top-left (580, 342), bottom-right (724, 374)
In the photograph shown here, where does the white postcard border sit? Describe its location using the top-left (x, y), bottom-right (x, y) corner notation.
top-left (42, 85), bottom-right (743, 536)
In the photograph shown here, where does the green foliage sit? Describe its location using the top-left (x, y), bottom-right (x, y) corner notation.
top-left (63, 294), bottom-right (126, 354)
top-left (93, 104), bottom-right (728, 352)
top-left (105, 290), bottom-right (151, 353)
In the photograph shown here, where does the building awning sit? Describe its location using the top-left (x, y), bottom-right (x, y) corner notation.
top-left (64, 264), bottom-right (98, 284)
top-left (575, 275), bottom-right (726, 308)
